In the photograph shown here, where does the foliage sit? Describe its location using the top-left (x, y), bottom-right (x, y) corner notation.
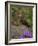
top-left (10, 5), bottom-right (33, 27)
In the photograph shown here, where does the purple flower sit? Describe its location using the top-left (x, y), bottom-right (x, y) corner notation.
top-left (23, 31), bottom-right (32, 37)
top-left (19, 31), bottom-right (32, 39)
